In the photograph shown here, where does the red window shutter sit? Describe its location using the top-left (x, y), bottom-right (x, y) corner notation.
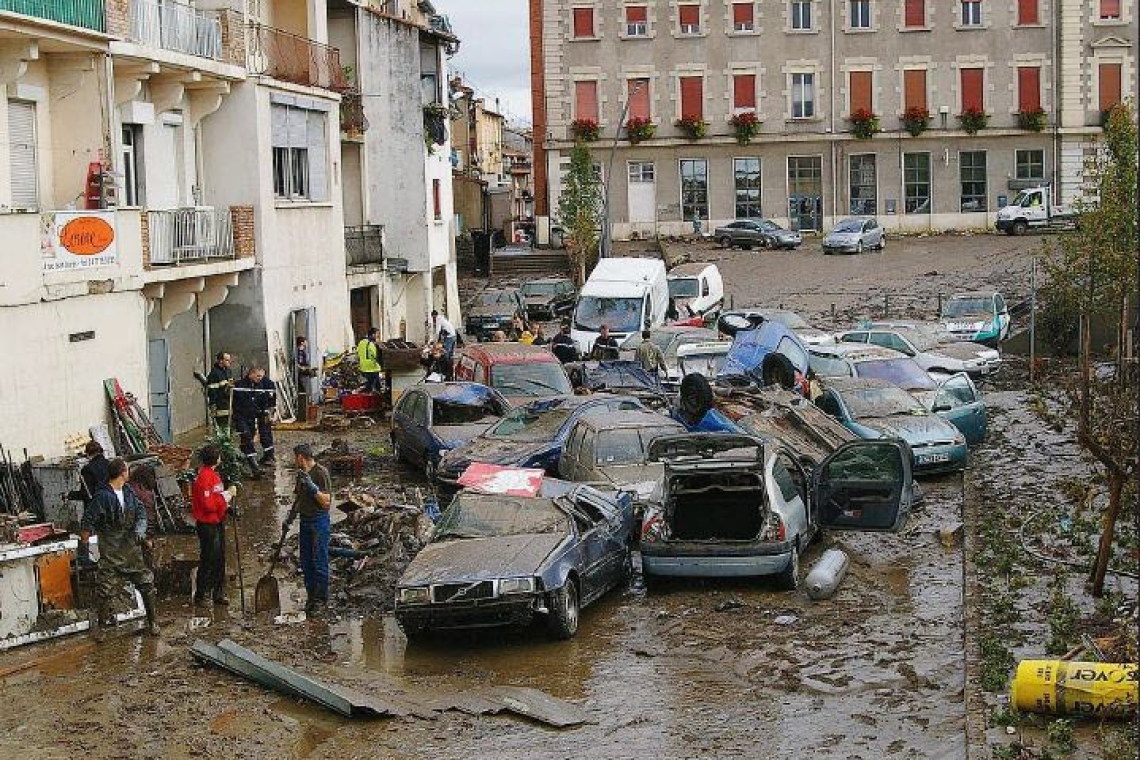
top-left (575, 80), bottom-right (598, 121)
top-left (572, 7), bottom-right (594, 37)
top-left (679, 4), bottom-right (700, 28)
top-left (849, 71), bottom-right (873, 114)
top-left (1017, 0), bottom-right (1039, 25)
top-left (904, 69), bottom-right (927, 111)
top-left (432, 179), bottom-right (441, 219)
top-left (904, 0), bottom-right (925, 27)
top-left (960, 68), bottom-right (984, 112)
top-left (732, 3), bottom-right (754, 26)
top-left (680, 76), bottom-right (703, 120)
top-left (733, 74), bottom-right (756, 109)
top-left (1099, 63), bottom-right (1122, 111)
top-left (1101, 0), bottom-right (1121, 19)
top-left (628, 79), bottom-right (651, 120)
top-left (1017, 67), bottom-right (1041, 112)
top-left (626, 5), bottom-right (647, 24)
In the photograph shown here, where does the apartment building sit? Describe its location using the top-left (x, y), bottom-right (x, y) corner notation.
top-left (530, 0), bottom-right (1137, 240)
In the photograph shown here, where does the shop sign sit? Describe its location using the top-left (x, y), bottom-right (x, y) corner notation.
top-left (41, 211), bottom-right (118, 272)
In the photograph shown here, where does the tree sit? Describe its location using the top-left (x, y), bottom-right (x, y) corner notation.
top-left (557, 141), bottom-right (602, 285)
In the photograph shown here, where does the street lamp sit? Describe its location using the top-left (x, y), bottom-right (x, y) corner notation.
top-left (601, 81), bottom-right (646, 259)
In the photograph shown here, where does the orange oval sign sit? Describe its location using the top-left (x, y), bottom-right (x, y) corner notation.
top-left (60, 217), bottom-right (115, 256)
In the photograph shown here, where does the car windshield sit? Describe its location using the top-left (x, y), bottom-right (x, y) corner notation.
top-left (479, 291), bottom-right (514, 306)
top-left (522, 282), bottom-right (558, 297)
top-left (669, 278), bottom-right (700, 298)
top-left (433, 494), bottom-right (571, 541)
top-left (678, 351), bottom-right (729, 377)
top-left (486, 405), bottom-right (575, 440)
top-left (574, 296), bottom-right (644, 333)
top-left (433, 399), bottom-right (500, 425)
top-left (765, 311), bottom-right (810, 330)
top-left (596, 427), bottom-right (678, 465)
top-left (492, 362), bottom-right (573, 397)
top-left (942, 297), bottom-right (992, 318)
top-left (833, 220), bottom-right (864, 233)
top-left (855, 359), bottom-right (936, 390)
top-left (842, 387), bottom-right (927, 418)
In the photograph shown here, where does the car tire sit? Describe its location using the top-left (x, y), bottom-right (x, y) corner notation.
top-left (719, 236), bottom-right (733, 249)
top-left (1011, 220), bottom-right (1029, 236)
top-left (775, 544), bottom-right (800, 591)
top-left (878, 236), bottom-right (886, 251)
top-left (546, 578), bottom-right (580, 640)
top-left (856, 242), bottom-right (864, 255)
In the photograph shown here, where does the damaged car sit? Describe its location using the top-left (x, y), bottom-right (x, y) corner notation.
top-left (394, 481), bottom-right (634, 639)
top-left (558, 409), bottom-right (686, 500)
top-left (464, 288), bottom-right (527, 341)
top-left (391, 382), bottom-right (511, 481)
top-left (521, 277), bottom-right (577, 322)
top-left (837, 325), bottom-right (1001, 377)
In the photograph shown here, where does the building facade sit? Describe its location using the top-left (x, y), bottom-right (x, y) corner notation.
top-left (530, 0), bottom-right (1137, 240)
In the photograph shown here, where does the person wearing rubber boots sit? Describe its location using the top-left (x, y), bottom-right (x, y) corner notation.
top-left (289, 444), bottom-right (332, 616)
top-left (79, 458), bottom-right (160, 639)
top-left (233, 366), bottom-right (276, 477)
top-left (190, 445), bottom-right (237, 606)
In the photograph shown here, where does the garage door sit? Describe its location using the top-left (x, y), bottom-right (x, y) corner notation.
top-left (8, 100), bottom-right (38, 209)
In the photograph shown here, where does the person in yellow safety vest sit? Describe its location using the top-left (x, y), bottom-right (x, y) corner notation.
top-left (357, 328), bottom-right (383, 394)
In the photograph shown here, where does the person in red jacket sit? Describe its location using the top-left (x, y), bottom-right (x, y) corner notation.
top-left (191, 445), bottom-right (236, 605)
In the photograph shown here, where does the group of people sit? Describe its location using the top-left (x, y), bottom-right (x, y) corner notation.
top-left (205, 352), bottom-right (277, 478)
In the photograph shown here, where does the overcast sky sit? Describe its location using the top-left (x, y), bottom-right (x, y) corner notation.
top-left (435, 0), bottom-right (532, 125)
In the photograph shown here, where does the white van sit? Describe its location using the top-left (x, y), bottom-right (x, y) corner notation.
top-left (572, 257), bottom-right (670, 353)
top-left (667, 262), bottom-right (724, 319)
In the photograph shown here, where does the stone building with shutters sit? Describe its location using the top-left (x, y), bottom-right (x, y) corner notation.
top-left (529, 0), bottom-right (1137, 240)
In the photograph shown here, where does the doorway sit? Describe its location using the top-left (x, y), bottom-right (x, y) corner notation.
top-left (627, 161), bottom-right (656, 236)
top-left (147, 338), bottom-right (173, 442)
top-left (787, 155), bottom-right (823, 231)
top-left (350, 287), bottom-right (374, 343)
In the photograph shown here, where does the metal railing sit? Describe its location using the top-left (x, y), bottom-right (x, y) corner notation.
top-left (148, 207), bottom-right (234, 265)
top-left (340, 88), bottom-right (368, 136)
top-left (345, 225), bottom-right (384, 267)
top-left (0, 0), bottom-right (105, 32)
top-left (246, 22), bottom-right (346, 91)
top-left (128, 0), bottom-right (221, 59)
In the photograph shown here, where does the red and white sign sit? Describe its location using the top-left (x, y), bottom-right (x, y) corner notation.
top-left (41, 210), bottom-right (118, 272)
top-left (457, 463), bottom-right (544, 497)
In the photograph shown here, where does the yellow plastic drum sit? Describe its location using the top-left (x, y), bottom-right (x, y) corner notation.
top-left (1010, 660), bottom-right (1138, 718)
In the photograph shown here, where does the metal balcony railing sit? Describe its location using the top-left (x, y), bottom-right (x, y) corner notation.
top-left (128, 0), bottom-right (221, 59)
top-left (345, 225), bottom-right (384, 267)
top-left (340, 88), bottom-right (368, 137)
top-left (148, 207), bottom-right (234, 265)
top-left (247, 22), bottom-right (346, 92)
top-left (0, 0), bottom-right (105, 32)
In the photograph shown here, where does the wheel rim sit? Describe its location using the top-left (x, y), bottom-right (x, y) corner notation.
top-left (721, 237), bottom-right (732, 248)
top-left (564, 583), bottom-right (579, 632)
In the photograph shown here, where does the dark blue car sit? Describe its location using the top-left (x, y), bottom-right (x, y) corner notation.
top-left (391, 382), bottom-right (511, 481)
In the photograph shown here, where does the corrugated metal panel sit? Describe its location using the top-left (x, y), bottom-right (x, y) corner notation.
top-left (7, 100), bottom-right (38, 209)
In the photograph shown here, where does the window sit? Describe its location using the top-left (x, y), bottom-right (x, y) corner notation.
top-left (849, 71), bottom-right (873, 114)
top-left (849, 0), bottom-right (871, 28)
top-left (1017, 66), bottom-right (1041, 112)
top-left (432, 179), bottom-right (442, 220)
top-left (120, 125), bottom-right (141, 207)
top-left (628, 161), bottom-right (655, 183)
top-left (1099, 63), bottom-right (1122, 112)
top-left (903, 152), bottom-right (931, 214)
top-left (680, 76), bottom-right (704, 120)
top-left (904, 0), bottom-right (925, 27)
top-left (790, 0), bottom-right (812, 29)
top-left (628, 78), bottom-right (651, 120)
top-left (734, 157), bottom-right (762, 218)
top-left (849, 154), bottom-right (877, 215)
top-left (271, 104), bottom-right (327, 201)
top-left (960, 0), bottom-right (982, 26)
top-left (904, 69), bottom-right (927, 111)
top-left (1017, 0), bottom-right (1039, 25)
top-left (680, 159), bottom-right (709, 221)
top-left (1015, 149), bottom-right (1045, 181)
top-left (792, 72), bottom-right (815, 118)
top-left (625, 4), bottom-right (648, 35)
top-left (575, 80), bottom-right (599, 122)
top-left (960, 151), bottom-right (987, 212)
top-left (960, 68), bottom-right (984, 112)
top-left (772, 458), bottom-right (802, 503)
top-left (572, 6), bottom-right (595, 37)
top-left (420, 42), bottom-right (441, 105)
top-left (678, 3), bottom-right (701, 33)
top-left (732, 2), bottom-right (755, 31)
top-left (733, 73), bottom-right (757, 110)
top-left (1100, 0), bottom-right (1121, 19)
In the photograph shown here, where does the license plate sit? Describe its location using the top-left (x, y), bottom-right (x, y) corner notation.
top-left (917, 452), bottom-right (951, 465)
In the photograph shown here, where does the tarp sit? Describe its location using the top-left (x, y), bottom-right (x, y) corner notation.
top-left (457, 463), bottom-right (545, 497)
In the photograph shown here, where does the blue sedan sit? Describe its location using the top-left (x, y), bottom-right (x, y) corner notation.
top-left (391, 382), bottom-right (511, 481)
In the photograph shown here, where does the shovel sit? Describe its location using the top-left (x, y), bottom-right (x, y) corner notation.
top-left (229, 498), bottom-right (247, 615)
top-left (254, 513), bottom-right (293, 615)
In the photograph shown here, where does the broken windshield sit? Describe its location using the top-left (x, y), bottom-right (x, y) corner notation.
top-left (841, 387), bottom-right (927, 419)
top-left (942, 297), bottom-right (991, 319)
top-left (855, 359), bottom-right (936, 391)
top-left (492, 363), bottom-right (573, 397)
top-left (433, 494), bottom-right (571, 541)
top-left (487, 406), bottom-right (574, 440)
top-left (433, 399), bottom-right (501, 425)
top-left (574, 296), bottom-right (644, 334)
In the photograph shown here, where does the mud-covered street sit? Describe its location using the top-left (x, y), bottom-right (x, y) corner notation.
top-left (2, 234), bottom-right (1134, 760)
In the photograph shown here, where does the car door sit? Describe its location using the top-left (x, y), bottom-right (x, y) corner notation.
top-left (391, 392), bottom-right (416, 456)
top-left (931, 372), bottom-right (987, 445)
top-left (405, 392), bottom-right (431, 463)
top-left (558, 421), bottom-right (586, 480)
top-left (811, 440), bottom-right (914, 531)
top-left (567, 494), bottom-right (620, 604)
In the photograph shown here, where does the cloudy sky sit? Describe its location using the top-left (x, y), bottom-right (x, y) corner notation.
top-left (435, 0), bottom-right (532, 124)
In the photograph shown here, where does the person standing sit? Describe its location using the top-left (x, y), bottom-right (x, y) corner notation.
top-left (287, 444), bottom-right (332, 616)
top-left (233, 367), bottom-right (276, 477)
top-left (205, 352), bottom-right (234, 430)
top-left (420, 341), bottom-right (454, 381)
top-left (69, 440), bottom-right (109, 515)
top-left (357, 328), bottom-right (383, 394)
top-left (79, 458), bottom-right (160, 639)
top-left (430, 310), bottom-right (458, 358)
top-left (295, 336), bottom-right (317, 412)
top-left (634, 330), bottom-right (667, 375)
top-left (190, 445), bottom-right (236, 605)
top-left (550, 323), bottom-right (579, 363)
top-left (590, 324), bottom-right (620, 360)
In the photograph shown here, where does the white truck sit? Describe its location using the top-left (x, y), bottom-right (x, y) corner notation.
top-left (571, 257), bottom-right (670, 354)
top-left (995, 185), bottom-right (1077, 235)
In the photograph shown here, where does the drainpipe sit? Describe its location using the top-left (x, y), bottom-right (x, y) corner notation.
top-left (828, 0), bottom-right (838, 228)
top-left (1050, 0), bottom-right (1061, 201)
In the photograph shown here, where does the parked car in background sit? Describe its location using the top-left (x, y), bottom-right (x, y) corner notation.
top-left (395, 481), bottom-right (635, 639)
top-left (714, 219), bottom-right (803, 250)
top-left (815, 378), bottom-right (967, 474)
top-left (391, 382), bottom-right (511, 481)
top-left (454, 343), bottom-right (573, 404)
top-left (465, 288), bottom-right (526, 341)
top-left (822, 218), bottom-right (885, 254)
top-left (940, 292), bottom-right (1011, 346)
top-left (836, 325), bottom-right (1001, 377)
top-left (639, 434), bottom-right (915, 589)
top-left (558, 410), bottom-right (685, 500)
top-left (720, 308), bottom-right (834, 346)
top-left (521, 277), bottom-right (577, 322)
top-left (667, 263), bottom-right (724, 319)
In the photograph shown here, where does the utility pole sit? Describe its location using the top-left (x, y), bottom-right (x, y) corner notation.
top-left (601, 82), bottom-right (645, 259)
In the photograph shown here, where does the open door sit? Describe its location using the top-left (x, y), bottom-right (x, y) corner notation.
top-left (931, 372), bottom-right (986, 446)
top-left (812, 440), bottom-right (913, 531)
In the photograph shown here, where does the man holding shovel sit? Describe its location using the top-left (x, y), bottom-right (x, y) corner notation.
top-left (286, 444), bottom-right (332, 616)
top-left (191, 445), bottom-right (237, 605)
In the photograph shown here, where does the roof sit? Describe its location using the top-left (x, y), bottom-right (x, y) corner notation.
top-left (822, 377), bottom-right (899, 392)
top-left (589, 257), bottom-right (665, 281)
top-left (668, 262), bottom-right (716, 277)
top-left (573, 409), bottom-right (682, 432)
top-left (809, 343), bottom-right (907, 361)
top-left (462, 343), bottom-right (561, 364)
top-left (413, 381), bottom-right (500, 399)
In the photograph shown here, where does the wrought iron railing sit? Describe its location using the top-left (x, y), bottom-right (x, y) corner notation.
top-left (345, 225), bottom-right (384, 267)
top-left (148, 207), bottom-right (234, 265)
top-left (0, 0), bottom-right (105, 31)
top-left (340, 88), bottom-right (368, 137)
top-left (246, 22), bottom-right (346, 91)
top-left (128, 0), bottom-right (220, 59)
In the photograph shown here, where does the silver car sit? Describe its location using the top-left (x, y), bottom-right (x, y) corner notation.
top-left (837, 325), bottom-right (1001, 377)
top-left (558, 409), bottom-right (685, 500)
top-left (822, 217), bottom-right (885, 254)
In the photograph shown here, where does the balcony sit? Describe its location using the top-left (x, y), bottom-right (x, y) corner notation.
top-left (340, 88), bottom-right (368, 138)
top-left (127, 0), bottom-right (221, 59)
top-left (146, 207), bottom-right (234, 266)
top-left (247, 23), bottom-right (346, 91)
top-left (345, 224), bottom-right (384, 268)
top-left (0, 0), bottom-right (105, 32)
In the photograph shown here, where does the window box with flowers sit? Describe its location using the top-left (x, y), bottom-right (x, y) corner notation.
top-left (902, 106), bottom-right (930, 136)
top-left (848, 108), bottom-right (880, 139)
top-left (730, 111), bottom-right (761, 144)
top-left (626, 116), bottom-right (657, 144)
top-left (1017, 108), bottom-right (1047, 132)
top-left (958, 107), bottom-right (989, 134)
top-left (570, 118), bottom-right (601, 141)
top-left (675, 115), bottom-right (709, 139)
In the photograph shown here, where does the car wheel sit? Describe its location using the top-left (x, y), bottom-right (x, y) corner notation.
top-left (775, 544), bottom-right (800, 591)
top-left (878, 235), bottom-right (886, 251)
top-left (741, 244), bottom-right (752, 251)
top-left (856, 242), bottom-right (864, 255)
top-left (1011, 220), bottom-right (1029, 236)
top-left (546, 577), bottom-right (580, 640)
top-left (719, 236), bottom-right (733, 249)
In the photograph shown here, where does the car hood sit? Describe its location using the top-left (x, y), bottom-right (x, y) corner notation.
top-left (932, 342), bottom-right (991, 361)
top-left (861, 414), bottom-right (958, 444)
top-left (468, 305), bottom-right (512, 318)
top-left (442, 436), bottom-right (550, 471)
top-left (434, 421), bottom-right (499, 448)
top-left (825, 232), bottom-right (861, 243)
top-left (399, 532), bottom-right (568, 586)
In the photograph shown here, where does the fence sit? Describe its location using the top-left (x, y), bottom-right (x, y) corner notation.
top-left (0, 0), bottom-right (105, 32)
top-left (345, 225), bottom-right (384, 267)
top-left (128, 0), bottom-right (221, 59)
top-left (246, 22), bottom-right (346, 91)
top-left (148, 207), bottom-right (234, 265)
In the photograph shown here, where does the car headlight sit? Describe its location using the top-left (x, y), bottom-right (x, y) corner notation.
top-left (498, 577), bottom-right (536, 595)
top-left (398, 586), bottom-right (431, 604)
top-left (954, 433), bottom-right (966, 446)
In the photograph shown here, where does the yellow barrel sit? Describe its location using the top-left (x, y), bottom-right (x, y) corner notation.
top-left (1010, 660), bottom-right (1138, 718)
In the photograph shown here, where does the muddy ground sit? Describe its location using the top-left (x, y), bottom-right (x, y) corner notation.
top-left (2, 234), bottom-right (1135, 759)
